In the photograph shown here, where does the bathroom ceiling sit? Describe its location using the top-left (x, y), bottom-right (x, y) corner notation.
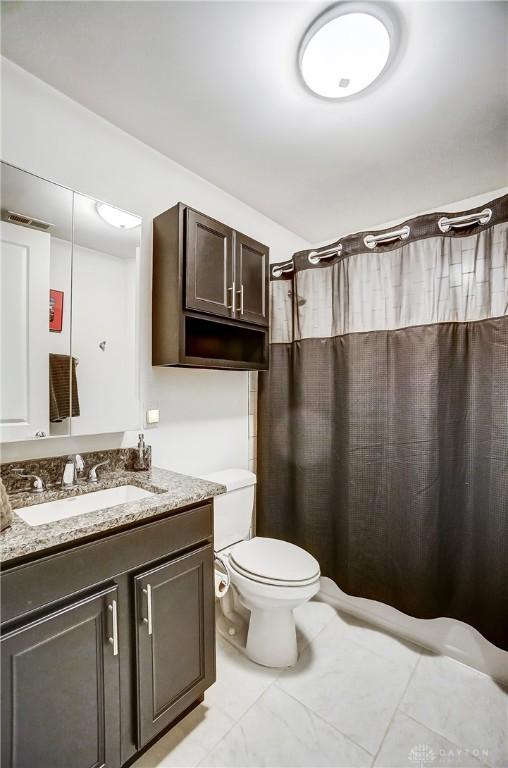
top-left (1, 1), bottom-right (507, 242)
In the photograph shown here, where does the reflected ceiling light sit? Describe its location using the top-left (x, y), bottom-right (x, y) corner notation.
top-left (299, 4), bottom-right (396, 99)
top-left (96, 202), bottom-right (141, 229)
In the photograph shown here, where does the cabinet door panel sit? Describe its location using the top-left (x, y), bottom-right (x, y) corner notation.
top-left (185, 209), bottom-right (233, 318)
top-left (1, 586), bottom-right (120, 768)
top-left (235, 232), bottom-right (268, 326)
top-left (135, 545), bottom-right (215, 747)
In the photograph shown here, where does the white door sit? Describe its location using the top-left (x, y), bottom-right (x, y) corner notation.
top-left (0, 221), bottom-right (50, 441)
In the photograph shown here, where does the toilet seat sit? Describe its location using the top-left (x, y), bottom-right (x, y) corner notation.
top-left (229, 537), bottom-right (320, 588)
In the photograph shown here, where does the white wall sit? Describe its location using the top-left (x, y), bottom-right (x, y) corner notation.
top-left (0, 58), bottom-right (309, 471)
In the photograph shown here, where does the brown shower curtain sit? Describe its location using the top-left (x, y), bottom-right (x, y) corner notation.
top-left (258, 195), bottom-right (508, 651)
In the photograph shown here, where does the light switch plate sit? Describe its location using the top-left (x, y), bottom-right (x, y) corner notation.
top-left (146, 408), bottom-right (160, 425)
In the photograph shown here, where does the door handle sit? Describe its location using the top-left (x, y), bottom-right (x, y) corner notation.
top-left (143, 584), bottom-right (153, 636)
top-left (226, 282), bottom-right (236, 314)
top-left (236, 284), bottom-right (244, 315)
top-left (108, 599), bottom-right (119, 656)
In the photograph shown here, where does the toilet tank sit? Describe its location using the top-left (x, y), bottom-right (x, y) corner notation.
top-left (201, 469), bottom-right (256, 551)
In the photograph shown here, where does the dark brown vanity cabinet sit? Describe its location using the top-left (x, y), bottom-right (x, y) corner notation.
top-left (1, 502), bottom-right (215, 768)
top-left (153, 203), bottom-right (269, 369)
top-left (135, 545), bottom-right (215, 746)
top-left (1, 586), bottom-right (121, 768)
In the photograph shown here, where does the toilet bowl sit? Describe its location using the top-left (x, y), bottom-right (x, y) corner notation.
top-left (202, 469), bottom-right (321, 668)
top-left (227, 537), bottom-right (320, 667)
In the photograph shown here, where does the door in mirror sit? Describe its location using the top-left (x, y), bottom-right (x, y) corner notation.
top-left (0, 163), bottom-right (73, 442)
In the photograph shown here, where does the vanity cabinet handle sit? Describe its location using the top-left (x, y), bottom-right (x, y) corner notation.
top-left (143, 584), bottom-right (153, 636)
top-left (108, 599), bottom-right (119, 656)
top-left (226, 282), bottom-right (236, 314)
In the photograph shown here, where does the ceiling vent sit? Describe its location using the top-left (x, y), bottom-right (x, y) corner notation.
top-left (5, 210), bottom-right (53, 230)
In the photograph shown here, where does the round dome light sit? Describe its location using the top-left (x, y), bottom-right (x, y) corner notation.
top-left (299, 6), bottom-right (394, 99)
top-left (96, 202), bottom-right (141, 230)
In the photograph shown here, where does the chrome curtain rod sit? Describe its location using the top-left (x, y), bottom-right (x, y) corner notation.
top-left (271, 260), bottom-right (295, 278)
top-left (438, 208), bottom-right (492, 233)
top-left (271, 207), bottom-right (493, 278)
top-left (364, 225), bottom-right (410, 249)
top-left (308, 243), bottom-right (342, 264)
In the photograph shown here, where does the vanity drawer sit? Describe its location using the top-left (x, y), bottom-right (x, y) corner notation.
top-left (1, 502), bottom-right (213, 625)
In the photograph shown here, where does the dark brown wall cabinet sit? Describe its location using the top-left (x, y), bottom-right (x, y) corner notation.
top-left (153, 203), bottom-right (269, 370)
top-left (1, 503), bottom-right (215, 768)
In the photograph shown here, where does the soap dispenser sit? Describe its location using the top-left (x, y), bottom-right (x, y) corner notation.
top-left (133, 433), bottom-right (148, 471)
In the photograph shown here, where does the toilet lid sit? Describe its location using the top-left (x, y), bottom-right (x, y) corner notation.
top-left (229, 537), bottom-right (320, 585)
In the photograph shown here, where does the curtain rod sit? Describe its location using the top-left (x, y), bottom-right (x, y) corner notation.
top-left (438, 208), bottom-right (492, 233)
top-left (271, 206), bottom-right (495, 279)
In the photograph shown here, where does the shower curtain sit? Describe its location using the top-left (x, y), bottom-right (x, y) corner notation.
top-left (258, 195), bottom-right (508, 651)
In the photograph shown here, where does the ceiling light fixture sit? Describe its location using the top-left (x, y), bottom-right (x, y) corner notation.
top-left (96, 202), bottom-right (141, 229)
top-left (299, 3), bottom-right (397, 100)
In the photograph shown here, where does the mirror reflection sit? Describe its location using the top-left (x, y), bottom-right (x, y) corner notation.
top-left (1, 163), bottom-right (73, 440)
top-left (71, 193), bottom-right (140, 436)
top-left (0, 163), bottom-right (141, 442)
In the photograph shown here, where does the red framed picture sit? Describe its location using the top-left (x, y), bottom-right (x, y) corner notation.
top-left (49, 289), bottom-right (64, 332)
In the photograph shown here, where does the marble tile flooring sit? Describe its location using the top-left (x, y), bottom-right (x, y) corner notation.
top-left (133, 600), bottom-right (508, 768)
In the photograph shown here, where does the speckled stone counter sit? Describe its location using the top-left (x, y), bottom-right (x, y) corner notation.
top-left (0, 465), bottom-right (225, 566)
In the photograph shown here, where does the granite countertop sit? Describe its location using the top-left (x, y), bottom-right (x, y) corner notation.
top-left (1, 466), bottom-right (225, 566)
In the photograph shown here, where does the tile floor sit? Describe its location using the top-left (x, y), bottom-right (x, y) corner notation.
top-left (133, 600), bottom-right (508, 768)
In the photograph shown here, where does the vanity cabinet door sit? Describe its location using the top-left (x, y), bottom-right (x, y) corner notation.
top-left (1, 586), bottom-right (121, 768)
top-left (234, 231), bottom-right (269, 327)
top-left (134, 544), bottom-right (215, 747)
top-left (185, 208), bottom-right (234, 318)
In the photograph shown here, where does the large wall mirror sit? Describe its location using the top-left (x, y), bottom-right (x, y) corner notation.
top-left (0, 162), bottom-right (141, 442)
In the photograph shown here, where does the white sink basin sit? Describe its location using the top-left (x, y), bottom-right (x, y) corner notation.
top-left (15, 485), bottom-right (155, 527)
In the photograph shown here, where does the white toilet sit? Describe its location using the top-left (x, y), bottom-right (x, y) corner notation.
top-left (203, 468), bottom-right (320, 668)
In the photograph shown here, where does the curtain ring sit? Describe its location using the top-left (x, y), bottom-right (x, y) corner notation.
top-left (438, 209), bottom-right (492, 233)
top-left (308, 243), bottom-right (342, 265)
top-left (364, 226), bottom-right (410, 249)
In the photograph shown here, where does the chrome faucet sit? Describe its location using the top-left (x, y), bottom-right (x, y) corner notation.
top-left (11, 468), bottom-right (46, 493)
top-left (61, 454), bottom-right (85, 489)
top-left (87, 460), bottom-right (110, 483)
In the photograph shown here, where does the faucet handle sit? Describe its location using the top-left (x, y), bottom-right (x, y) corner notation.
top-left (11, 468), bottom-right (45, 494)
top-left (75, 454), bottom-right (85, 476)
top-left (88, 460), bottom-right (110, 484)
